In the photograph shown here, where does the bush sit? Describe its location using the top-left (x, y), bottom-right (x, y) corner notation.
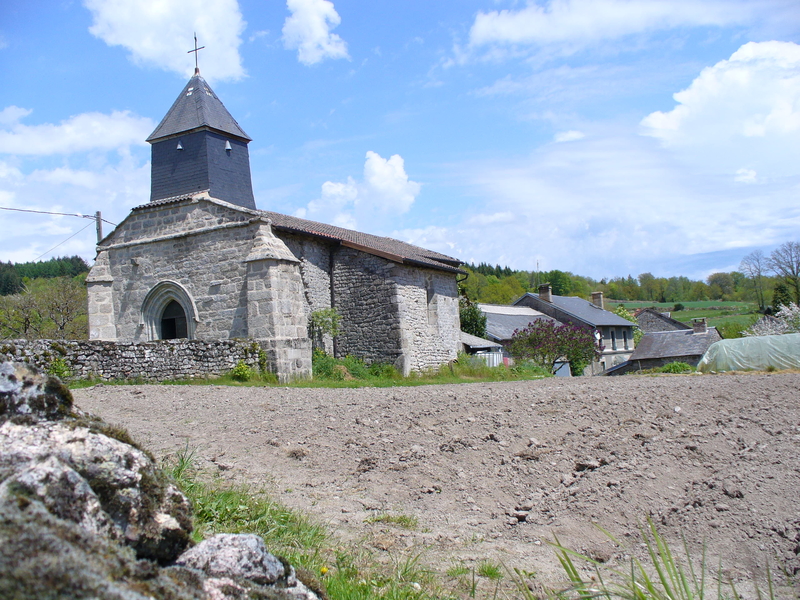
top-left (367, 362), bottom-right (400, 379)
top-left (230, 360), bottom-right (254, 382)
top-left (673, 302), bottom-right (685, 311)
top-left (509, 320), bottom-right (601, 375)
top-left (659, 361), bottom-right (694, 374)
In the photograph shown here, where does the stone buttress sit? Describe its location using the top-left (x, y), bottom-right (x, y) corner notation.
top-left (245, 219), bottom-right (311, 381)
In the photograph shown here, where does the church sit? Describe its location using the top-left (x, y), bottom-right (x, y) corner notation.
top-left (86, 69), bottom-right (463, 380)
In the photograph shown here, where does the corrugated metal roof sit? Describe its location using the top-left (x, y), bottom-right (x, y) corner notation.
top-left (147, 74), bottom-right (251, 142)
top-left (460, 331), bottom-right (502, 349)
top-left (630, 328), bottom-right (722, 360)
top-left (482, 312), bottom-right (556, 342)
top-left (478, 304), bottom-right (548, 317)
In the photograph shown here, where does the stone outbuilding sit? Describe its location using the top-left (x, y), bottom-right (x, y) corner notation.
top-left (606, 319), bottom-right (722, 375)
top-left (87, 70), bottom-right (462, 380)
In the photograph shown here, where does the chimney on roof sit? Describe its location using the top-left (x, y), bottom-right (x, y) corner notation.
top-left (692, 318), bottom-right (707, 334)
top-left (591, 291), bottom-right (604, 310)
top-left (539, 284), bottom-right (552, 303)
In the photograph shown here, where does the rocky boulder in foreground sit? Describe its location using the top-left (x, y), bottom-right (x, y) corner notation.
top-left (0, 362), bottom-right (323, 600)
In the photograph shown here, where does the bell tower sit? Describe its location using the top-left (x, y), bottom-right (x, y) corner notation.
top-left (146, 68), bottom-right (256, 209)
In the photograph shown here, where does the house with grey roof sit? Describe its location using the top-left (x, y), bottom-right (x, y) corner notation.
top-left (476, 303), bottom-right (571, 375)
top-left (634, 308), bottom-right (691, 333)
top-left (477, 304), bottom-right (556, 345)
top-left (606, 319), bottom-right (721, 375)
top-left (513, 285), bottom-right (636, 372)
top-left (86, 70), bottom-right (462, 380)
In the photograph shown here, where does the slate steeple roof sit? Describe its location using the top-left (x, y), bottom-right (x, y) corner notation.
top-left (147, 71), bottom-right (251, 143)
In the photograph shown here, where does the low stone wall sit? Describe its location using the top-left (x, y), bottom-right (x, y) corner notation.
top-left (0, 338), bottom-right (310, 383)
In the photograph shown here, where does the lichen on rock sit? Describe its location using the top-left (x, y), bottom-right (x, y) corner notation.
top-left (0, 362), bottom-right (322, 600)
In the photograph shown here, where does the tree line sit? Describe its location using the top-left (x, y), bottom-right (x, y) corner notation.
top-left (0, 256), bottom-right (90, 340)
top-left (0, 256), bottom-right (89, 296)
top-left (462, 241), bottom-right (800, 311)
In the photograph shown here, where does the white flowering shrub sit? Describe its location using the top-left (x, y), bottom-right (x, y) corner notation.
top-left (744, 303), bottom-right (800, 336)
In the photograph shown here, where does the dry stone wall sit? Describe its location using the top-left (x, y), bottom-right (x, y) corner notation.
top-left (0, 338), bottom-right (295, 382)
top-left (333, 248), bottom-right (403, 367)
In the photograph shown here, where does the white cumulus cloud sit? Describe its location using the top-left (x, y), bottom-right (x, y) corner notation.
top-left (640, 41), bottom-right (800, 177)
top-left (554, 130), bottom-right (585, 142)
top-left (301, 151), bottom-right (421, 231)
top-left (83, 0), bottom-right (246, 81)
top-left (469, 0), bottom-right (753, 49)
top-left (0, 108), bottom-right (154, 156)
top-left (734, 168), bottom-right (758, 183)
top-left (282, 0), bottom-right (349, 66)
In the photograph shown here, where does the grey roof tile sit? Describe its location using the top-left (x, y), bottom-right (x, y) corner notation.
top-left (517, 293), bottom-right (634, 327)
top-left (147, 74), bottom-right (251, 142)
top-left (130, 195), bottom-right (464, 273)
top-left (630, 328), bottom-right (722, 360)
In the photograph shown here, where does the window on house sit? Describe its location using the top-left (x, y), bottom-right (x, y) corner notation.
top-left (611, 330), bottom-right (617, 351)
top-left (623, 330), bottom-right (629, 350)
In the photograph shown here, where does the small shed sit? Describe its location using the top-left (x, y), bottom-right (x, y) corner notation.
top-left (460, 332), bottom-right (503, 367)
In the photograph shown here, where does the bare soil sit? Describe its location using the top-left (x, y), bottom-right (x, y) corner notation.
top-left (73, 374), bottom-right (800, 594)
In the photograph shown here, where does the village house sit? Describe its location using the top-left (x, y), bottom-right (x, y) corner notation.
top-left (86, 70), bottom-right (463, 379)
top-left (514, 285), bottom-right (636, 372)
top-left (606, 318), bottom-right (721, 375)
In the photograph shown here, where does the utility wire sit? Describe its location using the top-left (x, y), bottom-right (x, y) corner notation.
top-left (0, 206), bottom-right (117, 226)
top-left (34, 222), bottom-right (95, 262)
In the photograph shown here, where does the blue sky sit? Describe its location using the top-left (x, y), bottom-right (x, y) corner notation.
top-left (1, 0), bottom-right (798, 281)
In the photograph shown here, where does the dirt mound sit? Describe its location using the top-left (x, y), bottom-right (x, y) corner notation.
top-left (74, 374), bottom-right (800, 593)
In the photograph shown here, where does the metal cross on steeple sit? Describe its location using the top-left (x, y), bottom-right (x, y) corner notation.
top-left (188, 32), bottom-right (205, 74)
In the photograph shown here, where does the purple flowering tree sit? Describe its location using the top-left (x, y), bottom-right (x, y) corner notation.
top-left (509, 320), bottom-right (602, 375)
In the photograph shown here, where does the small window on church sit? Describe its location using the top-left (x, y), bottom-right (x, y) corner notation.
top-left (161, 300), bottom-right (188, 340)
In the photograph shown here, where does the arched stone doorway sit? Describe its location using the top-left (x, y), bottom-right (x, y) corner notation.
top-left (160, 299), bottom-right (188, 339)
top-left (141, 281), bottom-right (197, 341)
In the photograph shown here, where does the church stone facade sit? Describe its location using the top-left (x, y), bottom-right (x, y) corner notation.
top-left (87, 70), bottom-right (462, 380)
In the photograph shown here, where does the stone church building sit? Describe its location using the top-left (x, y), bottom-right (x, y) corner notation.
top-left (86, 70), bottom-right (463, 380)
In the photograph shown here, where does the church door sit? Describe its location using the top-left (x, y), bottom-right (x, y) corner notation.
top-left (161, 300), bottom-right (188, 339)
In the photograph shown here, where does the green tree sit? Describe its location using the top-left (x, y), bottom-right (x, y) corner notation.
top-left (0, 262), bottom-right (22, 296)
top-left (0, 276), bottom-right (88, 340)
top-left (542, 270), bottom-right (572, 296)
top-left (459, 296), bottom-right (487, 338)
top-left (772, 282), bottom-right (793, 311)
top-left (707, 272), bottom-right (735, 300)
top-left (768, 241), bottom-right (800, 304)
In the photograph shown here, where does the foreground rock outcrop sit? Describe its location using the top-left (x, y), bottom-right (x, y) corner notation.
top-left (0, 362), bottom-right (323, 600)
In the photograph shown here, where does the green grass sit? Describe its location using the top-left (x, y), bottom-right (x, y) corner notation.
top-left (364, 513), bottom-right (419, 529)
top-left (607, 300), bottom-right (760, 339)
top-left (505, 520), bottom-right (790, 600)
top-left (166, 448), bottom-right (794, 600)
top-left (69, 352), bottom-right (550, 390)
top-left (166, 447), bottom-right (444, 600)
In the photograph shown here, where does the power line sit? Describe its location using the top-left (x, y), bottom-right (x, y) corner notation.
top-left (34, 221), bottom-right (95, 262)
top-left (0, 206), bottom-right (117, 226)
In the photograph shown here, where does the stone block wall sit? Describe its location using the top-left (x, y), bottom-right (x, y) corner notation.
top-left (98, 200), bottom-right (256, 341)
top-left (0, 338), bottom-right (311, 383)
top-left (393, 264), bottom-right (460, 374)
top-left (332, 248), bottom-right (403, 366)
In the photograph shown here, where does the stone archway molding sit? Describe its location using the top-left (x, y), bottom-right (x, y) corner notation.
top-left (140, 280), bottom-right (199, 341)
